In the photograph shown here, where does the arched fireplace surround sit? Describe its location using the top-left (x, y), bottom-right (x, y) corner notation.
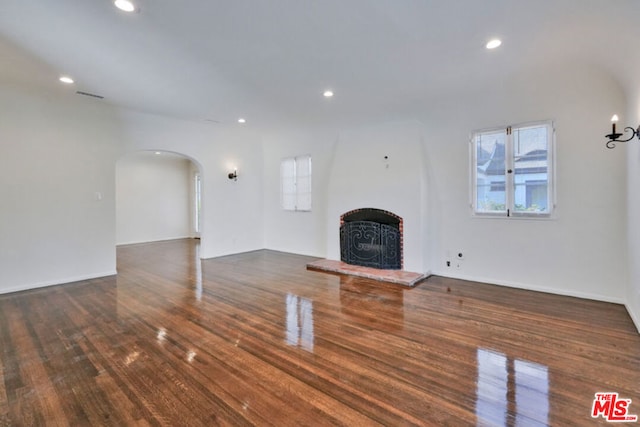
top-left (339, 208), bottom-right (403, 270)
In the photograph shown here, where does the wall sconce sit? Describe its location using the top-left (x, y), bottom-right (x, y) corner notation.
top-left (228, 169), bottom-right (238, 181)
top-left (606, 114), bottom-right (640, 149)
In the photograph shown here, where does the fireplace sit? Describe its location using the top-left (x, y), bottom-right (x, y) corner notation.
top-left (339, 208), bottom-right (403, 270)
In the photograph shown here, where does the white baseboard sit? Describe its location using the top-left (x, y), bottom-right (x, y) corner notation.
top-left (201, 247), bottom-right (264, 260)
top-left (625, 304), bottom-right (640, 334)
top-left (431, 270), bottom-right (626, 305)
top-left (116, 236), bottom-right (192, 246)
top-left (0, 270), bottom-right (118, 295)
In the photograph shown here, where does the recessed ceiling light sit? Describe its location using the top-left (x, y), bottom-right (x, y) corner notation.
top-left (59, 76), bottom-right (74, 84)
top-left (323, 90), bottom-right (334, 98)
top-left (238, 118), bottom-right (246, 124)
top-left (155, 151), bottom-right (162, 155)
top-left (486, 39), bottom-right (502, 49)
top-left (114, 0), bottom-right (136, 12)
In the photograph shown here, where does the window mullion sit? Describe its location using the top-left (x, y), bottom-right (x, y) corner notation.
top-left (505, 126), bottom-right (515, 217)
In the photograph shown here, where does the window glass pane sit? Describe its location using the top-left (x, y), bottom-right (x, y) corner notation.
top-left (296, 156), bottom-right (312, 211)
top-left (513, 125), bottom-right (549, 212)
top-left (296, 192), bottom-right (311, 211)
top-left (282, 178), bottom-right (296, 196)
top-left (281, 158), bottom-right (296, 210)
top-left (281, 158), bottom-right (295, 179)
top-left (476, 131), bottom-right (506, 212)
top-left (296, 178), bottom-right (311, 210)
top-left (282, 194), bottom-right (296, 211)
top-left (296, 156), bottom-right (311, 177)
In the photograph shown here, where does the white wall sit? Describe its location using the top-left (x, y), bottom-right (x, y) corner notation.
top-left (422, 63), bottom-right (628, 303)
top-left (116, 152), bottom-right (193, 245)
top-left (262, 128), bottom-right (337, 257)
top-left (0, 85), bottom-right (266, 294)
top-left (0, 85), bottom-right (121, 293)
top-left (626, 90), bottom-right (640, 332)
top-left (0, 54), bottom-right (633, 319)
top-left (115, 110), bottom-right (265, 259)
top-left (262, 64), bottom-right (628, 305)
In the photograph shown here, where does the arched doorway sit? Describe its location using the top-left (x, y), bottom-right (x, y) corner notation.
top-left (115, 150), bottom-right (204, 247)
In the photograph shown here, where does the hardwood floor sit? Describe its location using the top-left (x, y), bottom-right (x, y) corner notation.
top-left (1, 239), bottom-right (639, 426)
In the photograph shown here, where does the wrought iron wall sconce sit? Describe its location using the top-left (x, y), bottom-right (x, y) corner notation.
top-left (606, 114), bottom-right (640, 149)
top-left (228, 169), bottom-right (238, 181)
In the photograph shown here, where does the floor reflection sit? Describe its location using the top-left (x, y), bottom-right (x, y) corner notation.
top-left (339, 277), bottom-right (405, 330)
top-left (285, 293), bottom-right (314, 352)
top-left (476, 348), bottom-right (549, 426)
top-left (188, 239), bottom-right (203, 301)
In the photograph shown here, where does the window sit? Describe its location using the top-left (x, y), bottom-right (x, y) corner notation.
top-left (281, 155), bottom-right (312, 211)
top-left (472, 121), bottom-right (554, 217)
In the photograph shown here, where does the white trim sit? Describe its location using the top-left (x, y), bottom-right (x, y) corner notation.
top-left (193, 171), bottom-right (202, 237)
top-left (0, 271), bottom-right (118, 295)
top-left (625, 304), bottom-right (640, 334)
top-left (471, 213), bottom-right (555, 221)
top-left (551, 123), bottom-right (558, 208)
top-left (469, 132), bottom-right (479, 212)
top-left (432, 269), bottom-right (626, 305)
top-left (505, 126), bottom-right (514, 213)
top-left (116, 236), bottom-right (193, 246)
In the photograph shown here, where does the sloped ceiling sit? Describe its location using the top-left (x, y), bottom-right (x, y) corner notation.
top-left (1, 0), bottom-right (638, 128)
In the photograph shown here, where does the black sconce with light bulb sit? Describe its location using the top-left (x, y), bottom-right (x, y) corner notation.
top-left (228, 168), bottom-right (238, 181)
top-left (606, 114), bottom-right (640, 149)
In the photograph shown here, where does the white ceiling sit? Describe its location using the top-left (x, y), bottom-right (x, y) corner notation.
top-left (1, 0), bottom-right (639, 129)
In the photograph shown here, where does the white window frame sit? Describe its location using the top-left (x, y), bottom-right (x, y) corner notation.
top-left (280, 155), bottom-right (312, 212)
top-left (471, 120), bottom-right (555, 219)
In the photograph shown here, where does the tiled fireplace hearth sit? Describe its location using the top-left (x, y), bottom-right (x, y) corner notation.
top-left (306, 259), bottom-right (426, 287)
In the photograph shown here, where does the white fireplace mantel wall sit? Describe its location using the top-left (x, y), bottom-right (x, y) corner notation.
top-left (326, 120), bottom-right (431, 274)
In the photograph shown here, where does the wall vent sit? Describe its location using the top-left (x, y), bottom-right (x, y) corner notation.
top-left (75, 91), bottom-right (104, 99)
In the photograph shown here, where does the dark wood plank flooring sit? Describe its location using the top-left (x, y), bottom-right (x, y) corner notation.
top-left (1, 239), bottom-right (639, 426)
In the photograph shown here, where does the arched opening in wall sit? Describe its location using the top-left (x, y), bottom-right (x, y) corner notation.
top-left (115, 150), bottom-right (203, 247)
